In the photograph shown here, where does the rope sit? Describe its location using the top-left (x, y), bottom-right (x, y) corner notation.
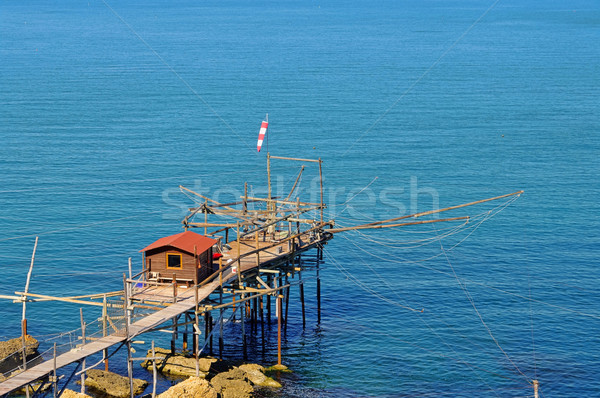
top-left (434, 225), bottom-right (531, 383)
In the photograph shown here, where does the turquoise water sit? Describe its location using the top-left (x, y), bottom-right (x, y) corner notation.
top-left (1, 1), bottom-right (599, 396)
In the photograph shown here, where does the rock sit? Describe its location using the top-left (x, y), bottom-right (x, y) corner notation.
top-left (61, 389), bottom-right (93, 398)
top-left (0, 335), bottom-right (40, 374)
top-left (157, 376), bottom-right (217, 398)
top-left (141, 347), bottom-right (232, 378)
top-left (84, 369), bottom-right (147, 398)
top-left (265, 363), bottom-right (291, 372)
top-left (210, 368), bottom-right (254, 398)
top-left (238, 364), bottom-right (282, 388)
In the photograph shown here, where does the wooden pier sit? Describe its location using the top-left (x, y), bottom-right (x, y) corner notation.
top-left (0, 154), bottom-right (523, 397)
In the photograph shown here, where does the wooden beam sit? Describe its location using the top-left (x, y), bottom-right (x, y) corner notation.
top-left (269, 155), bottom-right (321, 163)
top-left (329, 216), bottom-right (469, 233)
top-left (14, 292), bottom-right (123, 308)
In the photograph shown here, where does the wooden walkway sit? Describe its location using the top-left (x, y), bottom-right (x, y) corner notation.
top-left (0, 233), bottom-right (326, 396)
top-left (0, 279), bottom-right (222, 396)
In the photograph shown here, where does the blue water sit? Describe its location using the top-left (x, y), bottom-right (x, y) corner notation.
top-left (1, 0), bottom-right (599, 396)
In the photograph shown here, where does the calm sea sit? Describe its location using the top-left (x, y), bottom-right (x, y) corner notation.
top-left (1, 1), bottom-right (599, 396)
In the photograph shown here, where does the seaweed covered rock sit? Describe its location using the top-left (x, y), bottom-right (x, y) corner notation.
top-left (157, 376), bottom-right (217, 398)
top-left (238, 364), bottom-right (282, 388)
top-left (0, 335), bottom-right (40, 374)
top-left (61, 389), bottom-right (93, 398)
top-left (84, 369), bottom-right (147, 398)
top-left (210, 368), bottom-right (254, 398)
top-left (140, 347), bottom-right (231, 377)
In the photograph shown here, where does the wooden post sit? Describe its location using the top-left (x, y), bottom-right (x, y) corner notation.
top-left (183, 314), bottom-right (188, 352)
top-left (236, 222), bottom-right (242, 286)
top-left (300, 280), bottom-right (305, 329)
top-left (128, 257), bottom-right (132, 281)
top-left (22, 236), bottom-right (38, 334)
top-left (318, 158), bottom-right (324, 222)
top-left (151, 341), bottom-right (157, 398)
top-left (204, 200), bottom-right (208, 235)
top-left (277, 293), bottom-right (282, 366)
top-left (260, 294), bottom-right (264, 341)
top-left (243, 182), bottom-right (248, 215)
top-left (102, 293), bottom-right (108, 371)
top-left (317, 252), bottom-right (321, 324)
top-left (267, 153), bottom-right (272, 211)
top-left (123, 274), bottom-right (134, 398)
top-left (204, 312), bottom-right (210, 355)
top-left (209, 313), bottom-right (213, 355)
top-left (53, 342), bottom-right (57, 398)
top-left (255, 230), bottom-right (260, 266)
top-left (284, 285), bottom-right (290, 335)
top-left (21, 236), bottom-right (38, 382)
top-left (241, 293), bottom-right (247, 360)
top-left (533, 380), bottom-right (539, 398)
top-left (80, 308), bottom-right (86, 394)
top-left (194, 267), bottom-right (200, 376)
top-left (219, 288), bottom-right (224, 357)
top-left (267, 276), bottom-right (271, 324)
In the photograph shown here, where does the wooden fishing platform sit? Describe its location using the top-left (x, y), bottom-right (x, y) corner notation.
top-left (0, 153), bottom-right (523, 397)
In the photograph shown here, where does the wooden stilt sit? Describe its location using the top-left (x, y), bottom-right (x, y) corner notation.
top-left (183, 313), bottom-right (188, 352)
top-left (260, 294), bottom-right (264, 343)
top-left (204, 312), bottom-right (210, 355)
top-left (151, 341), bottom-right (157, 398)
top-left (123, 274), bottom-right (134, 398)
top-left (102, 293), bottom-right (109, 371)
top-left (277, 294), bottom-right (282, 366)
top-left (284, 285), bottom-right (290, 335)
top-left (21, 235), bottom-right (38, 396)
top-left (241, 293), bottom-right (247, 360)
top-left (267, 276), bottom-right (271, 323)
top-left (52, 343), bottom-right (57, 398)
top-left (219, 289), bottom-right (224, 357)
top-left (299, 270), bottom-right (306, 328)
top-left (79, 308), bottom-right (86, 395)
top-left (209, 313), bottom-right (213, 355)
top-left (317, 252), bottom-right (321, 324)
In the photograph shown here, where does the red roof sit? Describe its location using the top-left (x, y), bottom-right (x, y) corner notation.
top-left (140, 230), bottom-right (218, 255)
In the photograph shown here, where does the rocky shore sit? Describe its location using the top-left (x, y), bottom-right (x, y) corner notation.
top-left (0, 337), bottom-right (283, 397)
top-left (65, 347), bottom-right (284, 398)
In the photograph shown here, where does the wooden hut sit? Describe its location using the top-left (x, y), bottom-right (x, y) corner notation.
top-left (140, 230), bottom-right (219, 285)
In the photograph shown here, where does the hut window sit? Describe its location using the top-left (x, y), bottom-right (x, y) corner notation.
top-left (166, 253), bottom-right (182, 269)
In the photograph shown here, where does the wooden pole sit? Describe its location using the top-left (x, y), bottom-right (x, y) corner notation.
top-left (533, 380), bottom-right (539, 398)
top-left (209, 313), bottom-right (213, 355)
top-left (259, 294), bottom-right (264, 337)
top-left (243, 182), bottom-right (248, 215)
top-left (80, 308), bottom-right (86, 395)
top-left (204, 201), bottom-right (208, 235)
top-left (151, 341), bottom-right (157, 398)
top-left (241, 293), bottom-right (247, 360)
top-left (53, 342), bottom-right (57, 398)
top-left (277, 293), bottom-right (282, 366)
top-left (318, 158), bottom-right (324, 223)
top-left (284, 284), bottom-right (290, 335)
top-left (267, 153), bottom-right (272, 213)
top-left (128, 257), bottom-right (132, 281)
top-left (317, 254), bottom-right (321, 324)
top-left (194, 261), bottom-right (200, 376)
top-left (123, 274), bottom-right (134, 398)
top-left (300, 279), bottom-right (305, 329)
top-left (236, 222), bottom-right (242, 286)
top-left (219, 288), bottom-right (224, 357)
top-left (102, 293), bottom-right (109, 371)
top-left (266, 276), bottom-right (272, 324)
top-left (22, 236), bottom-right (38, 336)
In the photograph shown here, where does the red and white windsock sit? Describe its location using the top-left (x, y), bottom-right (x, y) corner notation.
top-left (257, 120), bottom-right (268, 152)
